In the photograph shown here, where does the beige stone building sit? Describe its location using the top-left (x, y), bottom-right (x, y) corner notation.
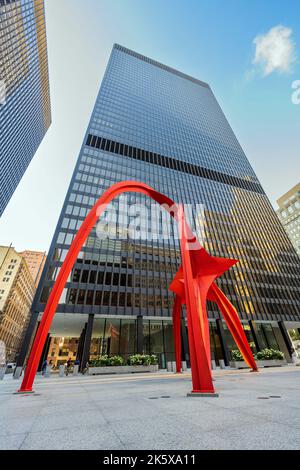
top-left (19, 250), bottom-right (46, 287)
top-left (0, 246), bottom-right (46, 362)
top-left (276, 183), bottom-right (300, 257)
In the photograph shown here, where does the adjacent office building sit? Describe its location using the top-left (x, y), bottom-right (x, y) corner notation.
top-left (19, 250), bottom-right (46, 287)
top-left (0, 246), bottom-right (46, 362)
top-left (0, 246), bottom-right (35, 362)
top-left (19, 45), bottom-right (300, 370)
top-left (0, 0), bottom-right (51, 216)
top-left (277, 183), bottom-right (300, 258)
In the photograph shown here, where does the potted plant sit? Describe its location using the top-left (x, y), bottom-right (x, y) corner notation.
top-left (229, 350), bottom-right (249, 369)
top-left (255, 348), bottom-right (286, 367)
top-left (88, 354), bottom-right (158, 375)
top-left (230, 348), bottom-right (286, 369)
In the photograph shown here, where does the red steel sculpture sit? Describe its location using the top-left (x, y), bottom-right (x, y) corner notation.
top-left (19, 181), bottom-right (257, 395)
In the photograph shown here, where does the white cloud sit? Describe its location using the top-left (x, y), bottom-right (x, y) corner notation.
top-left (253, 25), bottom-right (296, 76)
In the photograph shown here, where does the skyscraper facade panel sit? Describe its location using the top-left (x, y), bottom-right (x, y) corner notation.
top-left (0, 0), bottom-right (51, 216)
top-left (22, 44), bottom-right (300, 368)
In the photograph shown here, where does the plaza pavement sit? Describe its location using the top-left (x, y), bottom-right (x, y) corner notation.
top-left (0, 366), bottom-right (300, 450)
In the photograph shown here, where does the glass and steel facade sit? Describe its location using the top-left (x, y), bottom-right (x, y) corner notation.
top-left (0, 0), bottom-right (51, 216)
top-left (23, 44), bottom-right (300, 367)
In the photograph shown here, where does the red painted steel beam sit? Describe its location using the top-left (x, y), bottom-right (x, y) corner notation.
top-left (19, 182), bottom-right (186, 393)
top-left (208, 283), bottom-right (258, 371)
top-left (19, 180), bottom-right (257, 394)
top-left (178, 206), bottom-right (215, 393)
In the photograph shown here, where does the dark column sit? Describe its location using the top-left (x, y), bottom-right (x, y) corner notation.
top-left (38, 334), bottom-right (51, 371)
top-left (80, 315), bottom-right (94, 372)
top-left (216, 318), bottom-right (231, 366)
top-left (278, 321), bottom-right (294, 358)
top-left (248, 320), bottom-right (261, 352)
top-left (15, 311), bottom-right (40, 368)
top-left (136, 314), bottom-right (143, 354)
top-left (181, 315), bottom-right (189, 366)
top-left (76, 326), bottom-right (86, 362)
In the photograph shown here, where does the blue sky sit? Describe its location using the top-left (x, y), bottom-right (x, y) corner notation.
top-left (0, 0), bottom-right (299, 251)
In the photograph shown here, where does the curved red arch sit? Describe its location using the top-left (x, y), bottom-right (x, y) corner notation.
top-left (19, 181), bottom-right (257, 394)
top-left (19, 182), bottom-right (187, 392)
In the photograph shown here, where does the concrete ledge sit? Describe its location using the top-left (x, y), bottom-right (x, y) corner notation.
top-left (88, 364), bottom-right (159, 375)
top-left (230, 359), bottom-right (287, 369)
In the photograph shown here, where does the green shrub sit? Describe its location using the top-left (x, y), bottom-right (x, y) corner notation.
top-left (231, 350), bottom-right (244, 361)
top-left (127, 354), bottom-right (158, 366)
top-left (127, 354), bottom-right (146, 365)
top-left (231, 348), bottom-right (284, 362)
top-left (90, 355), bottom-right (124, 367)
top-left (255, 348), bottom-right (284, 360)
top-left (149, 354), bottom-right (158, 365)
top-left (89, 354), bottom-right (158, 367)
top-left (108, 355), bottom-right (124, 366)
top-left (90, 355), bottom-right (109, 367)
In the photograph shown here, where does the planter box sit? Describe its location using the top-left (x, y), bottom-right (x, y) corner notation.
top-left (257, 359), bottom-right (287, 368)
top-left (230, 359), bottom-right (287, 369)
top-left (88, 364), bottom-right (159, 375)
top-left (229, 361), bottom-right (249, 369)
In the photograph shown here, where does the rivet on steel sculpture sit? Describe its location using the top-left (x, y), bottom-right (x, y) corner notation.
top-left (19, 181), bottom-right (257, 395)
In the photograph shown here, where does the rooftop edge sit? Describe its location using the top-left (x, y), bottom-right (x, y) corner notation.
top-left (113, 43), bottom-right (210, 89)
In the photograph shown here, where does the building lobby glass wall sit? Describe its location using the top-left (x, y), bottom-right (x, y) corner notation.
top-left (90, 317), bottom-right (136, 359)
top-left (89, 317), bottom-right (175, 366)
top-left (44, 317), bottom-right (294, 368)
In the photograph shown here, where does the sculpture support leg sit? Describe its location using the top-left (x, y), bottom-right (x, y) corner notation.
top-left (179, 208), bottom-right (215, 394)
top-left (210, 283), bottom-right (258, 371)
top-left (172, 295), bottom-right (182, 373)
top-left (196, 282), bottom-right (212, 369)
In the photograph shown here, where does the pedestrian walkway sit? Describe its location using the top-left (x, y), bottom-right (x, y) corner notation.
top-left (1, 366), bottom-right (300, 450)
